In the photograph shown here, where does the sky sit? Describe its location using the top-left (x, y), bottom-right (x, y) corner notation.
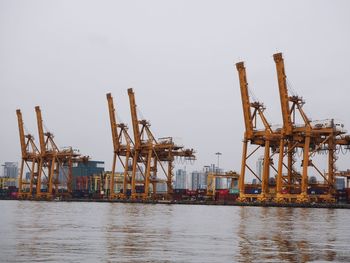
top-left (1, 0), bottom-right (350, 178)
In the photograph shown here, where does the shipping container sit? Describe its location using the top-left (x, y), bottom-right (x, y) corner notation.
top-left (172, 193), bottom-right (183, 201)
top-left (174, 189), bottom-right (187, 194)
top-left (218, 189), bottom-right (229, 195)
top-left (245, 188), bottom-right (261, 194)
top-left (229, 189), bottom-right (239, 194)
top-left (186, 190), bottom-right (197, 196)
top-left (290, 188), bottom-right (301, 194)
top-left (227, 194), bottom-right (238, 201)
top-left (308, 187), bottom-right (328, 195)
top-left (135, 185), bottom-right (145, 193)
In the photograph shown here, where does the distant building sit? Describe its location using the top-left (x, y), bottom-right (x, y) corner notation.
top-left (191, 171), bottom-right (200, 190)
top-left (72, 161), bottom-right (104, 176)
top-left (335, 177), bottom-right (345, 190)
top-left (135, 166), bottom-right (144, 181)
top-left (205, 164), bottom-right (222, 174)
top-left (191, 171), bottom-right (207, 190)
top-left (175, 169), bottom-right (187, 189)
top-left (156, 182), bottom-right (167, 193)
top-left (2, 162), bottom-right (18, 187)
top-left (2, 162), bottom-right (18, 178)
top-left (58, 166), bottom-right (69, 185)
top-left (72, 161), bottom-right (105, 190)
top-left (256, 156), bottom-right (264, 181)
top-left (25, 172), bottom-right (31, 181)
top-left (215, 177), bottom-right (228, 190)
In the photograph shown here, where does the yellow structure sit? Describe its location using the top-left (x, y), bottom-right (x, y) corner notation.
top-left (16, 107), bottom-right (88, 200)
top-left (127, 88), bottom-right (195, 200)
top-left (0, 177), bottom-right (17, 189)
top-left (106, 89), bottom-right (195, 200)
top-left (273, 53), bottom-right (350, 203)
top-left (236, 53), bottom-right (350, 203)
top-left (207, 171), bottom-right (239, 199)
top-left (236, 62), bottom-right (281, 202)
top-left (106, 93), bottom-right (133, 199)
top-left (16, 109), bottom-right (41, 199)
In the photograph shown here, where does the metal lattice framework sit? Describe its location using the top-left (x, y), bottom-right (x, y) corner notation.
top-left (17, 107), bottom-right (88, 200)
top-left (236, 53), bottom-right (350, 203)
top-left (107, 89), bottom-right (195, 200)
top-left (16, 109), bottom-right (41, 199)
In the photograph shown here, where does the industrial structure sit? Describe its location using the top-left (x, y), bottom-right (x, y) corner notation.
top-left (16, 109), bottom-right (41, 199)
top-left (8, 52), bottom-right (350, 205)
top-left (106, 89), bottom-right (195, 200)
top-left (207, 171), bottom-right (239, 200)
top-left (236, 53), bottom-right (350, 203)
top-left (16, 106), bottom-right (88, 200)
top-left (106, 93), bottom-right (134, 199)
top-left (236, 61), bottom-right (281, 202)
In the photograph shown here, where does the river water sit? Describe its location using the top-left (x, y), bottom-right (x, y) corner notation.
top-left (0, 201), bottom-right (349, 263)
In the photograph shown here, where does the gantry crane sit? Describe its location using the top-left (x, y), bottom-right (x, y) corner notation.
top-left (273, 52), bottom-right (310, 202)
top-left (127, 88), bottom-right (150, 199)
top-left (16, 109), bottom-right (41, 199)
top-left (35, 106), bottom-right (86, 199)
top-left (273, 52), bottom-right (350, 203)
top-left (127, 88), bottom-right (195, 200)
top-left (106, 93), bottom-right (134, 199)
top-left (236, 62), bottom-right (281, 201)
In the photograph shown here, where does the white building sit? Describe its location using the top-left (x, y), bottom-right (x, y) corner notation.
top-left (2, 162), bottom-right (18, 187)
top-left (191, 171), bottom-right (207, 190)
top-left (256, 156), bottom-right (264, 181)
top-left (2, 162), bottom-right (18, 178)
top-left (175, 169), bottom-right (187, 189)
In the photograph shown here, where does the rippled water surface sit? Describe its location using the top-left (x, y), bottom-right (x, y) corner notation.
top-left (1, 201), bottom-right (350, 262)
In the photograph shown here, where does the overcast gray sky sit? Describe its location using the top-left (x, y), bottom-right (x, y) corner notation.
top-left (1, 0), bottom-right (350, 176)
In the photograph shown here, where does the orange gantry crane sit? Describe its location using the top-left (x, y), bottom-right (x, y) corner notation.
top-left (273, 52), bottom-right (350, 203)
top-left (236, 53), bottom-right (350, 203)
top-left (17, 106), bottom-right (87, 200)
top-left (16, 109), bottom-right (41, 199)
top-left (236, 62), bottom-right (281, 202)
top-left (35, 106), bottom-right (84, 199)
top-left (106, 93), bottom-right (133, 199)
top-left (127, 88), bottom-right (195, 200)
top-left (106, 89), bottom-right (195, 200)
top-left (107, 89), bottom-right (195, 200)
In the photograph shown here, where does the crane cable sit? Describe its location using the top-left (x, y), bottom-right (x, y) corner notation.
top-left (23, 124), bottom-right (30, 136)
top-left (43, 121), bottom-right (50, 134)
top-left (248, 85), bottom-right (259, 103)
top-left (137, 106), bottom-right (145, 121)
top-left (286, 77), bottom-right (298, 97)
top-left (116, 111), bottom-right (125, 125)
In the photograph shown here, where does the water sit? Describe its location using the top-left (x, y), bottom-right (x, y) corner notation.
top-left (1, 201), bottom-right (350, 263)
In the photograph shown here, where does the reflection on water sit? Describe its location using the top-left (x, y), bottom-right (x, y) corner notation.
top-left (0, 201), bottom-right (349, 262)
top-left (237, 207), bottom-right (349, 262)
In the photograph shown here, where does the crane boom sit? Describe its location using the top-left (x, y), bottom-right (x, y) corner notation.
top-left (127, 88), bottom-right (141, 149)
top-left (35, 106), bottom-right (46, 154)
top-left (273, 53), bottom-right (293, 135)
top-left (236, 62), bottom-right (254, 139)
top-left (16, 109), bottom-right (27, 158)
top-left (106, 93), bottom-right (120, 152)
